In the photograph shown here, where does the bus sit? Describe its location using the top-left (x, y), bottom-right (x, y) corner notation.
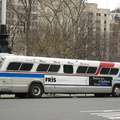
top-left (0, 53), bottom-right (120, 98)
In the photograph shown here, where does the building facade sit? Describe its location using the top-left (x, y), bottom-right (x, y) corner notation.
top-left (83, 3), bottom-right (110, 60)
top-left (0, 1), bottom-right (112, 60)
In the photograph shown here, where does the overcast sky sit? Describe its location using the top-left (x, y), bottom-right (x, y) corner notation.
top-left (87, 0), bottom-right (120, 10)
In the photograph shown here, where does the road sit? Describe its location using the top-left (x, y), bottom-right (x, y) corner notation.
top-left (0, 95), bottom-right (120, 120)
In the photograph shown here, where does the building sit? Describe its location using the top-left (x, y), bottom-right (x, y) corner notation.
top-left (110, 12), bottom-right (120, 61)
top-left (110, 12), bottom-right (120, 31)
top-left (0, 1), bottom-right (111, 60)
top-left (83, 3), bottom-right (110, 60)
top-left (84, 3), bottom-right (110, 33)
top-left (0, 0), bottom-right (39, 54)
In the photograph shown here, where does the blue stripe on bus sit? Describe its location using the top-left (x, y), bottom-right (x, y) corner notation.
top-left (0, 72), bottom-right (44, 78)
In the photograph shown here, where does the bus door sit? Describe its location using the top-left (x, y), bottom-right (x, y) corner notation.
top-left (0, 56), bottom-right (12, 92)
top-left (0, 75), bottom-right (13, 92)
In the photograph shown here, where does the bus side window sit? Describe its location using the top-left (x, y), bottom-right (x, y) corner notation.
top-left (48, 65), bottom-right (60, 72)
top-left (20, 63), bottom-right (33, 71)
top-left (100, 67), bottom-right (119, 75)
top-left (77, 66), bottom-right (87, 73)
top-left (37, 64), bottom-right (50, 72)
top-left (87, 67), bottom-right (97, 74)
top-left (7, 62), bottom-right (21, 71)
top-left (63, 65), bottom-right (73, 74)
top-left (109, 68), bottom-right (119, 75)
top-left (100, 68), bottom-right (110, 75)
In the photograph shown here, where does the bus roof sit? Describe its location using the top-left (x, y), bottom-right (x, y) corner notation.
top-left (1, 53), bottom-right (120, 67)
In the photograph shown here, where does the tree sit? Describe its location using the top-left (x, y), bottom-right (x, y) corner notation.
top-left (8, 0), bottom-right (39, 55)
top-left (7, 0), bottom-right (110, 61)
top-left (37, 0), bottom-right (92, 58)
top-left (109, 8), bottom-right (120, 61)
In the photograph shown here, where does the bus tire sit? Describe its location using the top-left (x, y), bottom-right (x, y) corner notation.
top-left (29, 84), bottom-right (43, 98)
top-left (112, 85), bottom-right (120, 97)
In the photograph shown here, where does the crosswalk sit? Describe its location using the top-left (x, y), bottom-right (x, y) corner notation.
top-left (80, 109), bottom-right (120, 119)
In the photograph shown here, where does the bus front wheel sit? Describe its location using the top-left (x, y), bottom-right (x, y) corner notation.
top-left (112, 85), bottom-right (120, 97)
top-left (29, 84), bottom-right (43, 98)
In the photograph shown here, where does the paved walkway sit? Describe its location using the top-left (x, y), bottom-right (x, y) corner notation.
top-left (0, 94), bottom-right (94, 98)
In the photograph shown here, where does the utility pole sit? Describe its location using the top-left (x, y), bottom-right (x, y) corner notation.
top-left (0, 0), bottom-right (11, 53)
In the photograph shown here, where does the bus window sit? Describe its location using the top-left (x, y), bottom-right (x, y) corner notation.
top-left (20, 63), bottom-right (33, 71)
top-left (64, 65), bottom-right (73, 74)
top-left (77, 66), bottom-right (87, 73)
top-left (48, 65), bottom-right (60, 72)
top-left (100, 68), bottom-right (110, 75)
top-left (87, 67), bottom-right (97, 74)
top-left (37, 64), bottom-right (50, 72)
top-left (7, 62), bottom-right (21, 71)
top-left (109, 68), bottom-right (119, 75)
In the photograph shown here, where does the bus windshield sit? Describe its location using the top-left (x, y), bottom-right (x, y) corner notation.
top-left (0, 56), bottom-right (4, 69)
top-left (0, 60), bottom-right (2, 69)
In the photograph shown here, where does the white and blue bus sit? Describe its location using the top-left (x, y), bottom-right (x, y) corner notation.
top-left (0, 53), bottom-right (120, 98)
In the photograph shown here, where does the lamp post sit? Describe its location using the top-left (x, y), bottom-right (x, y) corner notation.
top-left (0, 0), bottom-right (11, 53)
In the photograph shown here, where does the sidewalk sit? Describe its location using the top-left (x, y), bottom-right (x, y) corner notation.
top-left (0, 94), bottom-right (94, 98)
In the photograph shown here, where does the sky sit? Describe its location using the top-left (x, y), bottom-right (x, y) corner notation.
top-left (87, 0), bottom-right (120, 11)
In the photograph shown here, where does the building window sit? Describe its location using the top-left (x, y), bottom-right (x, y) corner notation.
top-left (96, 27), bottom-right (101, 31)
top-left (96, 13), bottom-right (101, 16)
top-left (96, 20), bottom-right (101, 24)
top-left (88, 12), bottom-right (93, 16)
top-left (104, 14), bottom-right (107, 17)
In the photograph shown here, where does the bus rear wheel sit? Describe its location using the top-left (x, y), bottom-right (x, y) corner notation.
top-left (112, 85), bottom-right (120, 97)
top-left (29, 84), bottom-right (43, 98)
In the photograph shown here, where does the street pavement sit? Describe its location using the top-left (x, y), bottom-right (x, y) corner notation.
top-left (0, 94), bottom-right (120, 120)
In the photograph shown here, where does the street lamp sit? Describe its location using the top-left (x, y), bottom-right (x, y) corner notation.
top-left (0, 0), bottom-right (11, 53)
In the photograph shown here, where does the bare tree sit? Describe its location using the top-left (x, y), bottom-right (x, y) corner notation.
top-left (8, 0), bottom-right (39, 55)
top-left (109, 10), bottom-right (120, 61)
top-left (37, 0), bottom-right (90, 58)
top-left (7, 0), bottom-right (111, 61)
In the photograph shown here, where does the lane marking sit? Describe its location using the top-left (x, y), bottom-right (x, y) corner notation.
top-left (109, 117), bottom-right (120, 120)
top-left (105, 100), bottom-right (120, 102)
top-left (81, 109), bottom-right (120, 113)
top-left (80, 109), bottom-right (120, 120)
